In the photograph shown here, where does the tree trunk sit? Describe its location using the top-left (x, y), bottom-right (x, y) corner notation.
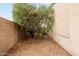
top-left (30, 32), bottom-right (34, 38)
top-left (28, 30), bottom-right (34, 38)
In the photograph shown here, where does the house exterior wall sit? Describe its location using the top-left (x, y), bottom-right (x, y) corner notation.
top-left (49, 3), bottom-right (79, 56)
top-left (69, 4), bottom-right (79, 55)
top-left (53, 4), bottom-right (69, 38)
top-left (0, 17), bottom-right (18, 55)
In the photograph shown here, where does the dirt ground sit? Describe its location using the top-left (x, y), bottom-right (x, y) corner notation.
top-left (7, 36), bottom-right (71, 56)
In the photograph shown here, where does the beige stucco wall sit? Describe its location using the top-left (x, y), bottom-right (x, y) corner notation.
top-left (0, 17), bottom-right (18, 55)
top-left (69, 4), bottom-right (79, 55)
top-left (49, 3), bottom-right (79, 56)
top-left (53, 4), bottom-right (69, 38)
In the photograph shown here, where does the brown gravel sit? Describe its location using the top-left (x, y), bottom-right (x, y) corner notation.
top-left (7, 36), bottom-right (71, 56)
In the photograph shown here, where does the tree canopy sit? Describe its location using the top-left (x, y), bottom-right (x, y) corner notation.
top-left (13, 3), bottom-right (54, 38)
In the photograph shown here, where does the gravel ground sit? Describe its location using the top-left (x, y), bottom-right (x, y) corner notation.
top-left (7, 36), bottom-right (71, 56)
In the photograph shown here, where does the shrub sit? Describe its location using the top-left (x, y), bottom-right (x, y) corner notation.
top-left (13, 3), bottom-right (54, 38)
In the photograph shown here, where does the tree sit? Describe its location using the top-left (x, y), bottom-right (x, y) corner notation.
top-left (13, 3), bottom-right (54, 38)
